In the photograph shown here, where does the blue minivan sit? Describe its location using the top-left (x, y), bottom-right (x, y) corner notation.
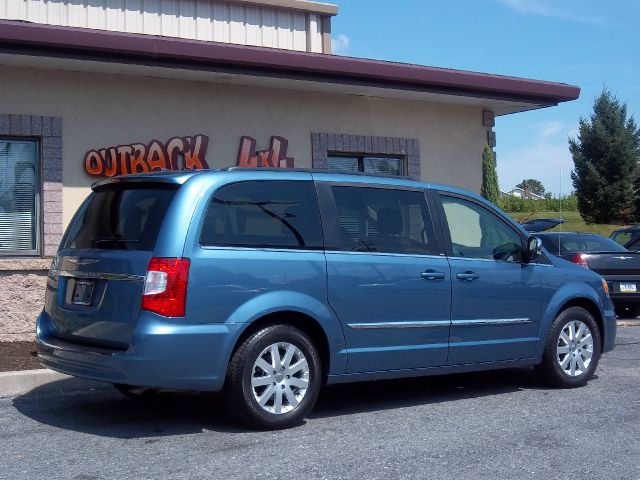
top-left (37, 169), bottom-right (616, 429)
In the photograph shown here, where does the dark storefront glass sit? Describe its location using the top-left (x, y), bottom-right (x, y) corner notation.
top-left (0, 139), bottom-right (39, 254)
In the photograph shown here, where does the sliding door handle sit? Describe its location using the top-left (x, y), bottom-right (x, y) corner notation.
top-left (456, 271), bottom-right (480, 281)
top-left (421, 270), bottom-right (446, 280)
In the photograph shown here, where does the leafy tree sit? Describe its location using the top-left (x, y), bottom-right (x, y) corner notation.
top-left (516, 178), bottom-right (545, 197)
top-left (481, 144), bottom-right (499, 203)
top-left (570, 89), bottom-right (640, 224)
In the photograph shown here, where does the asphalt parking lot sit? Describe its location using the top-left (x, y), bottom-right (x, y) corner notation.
top-left (1, 327), bottom-right (639, 480)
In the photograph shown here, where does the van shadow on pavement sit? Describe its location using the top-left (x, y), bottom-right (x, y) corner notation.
top-left (11, 366), bottom-right (550, 439)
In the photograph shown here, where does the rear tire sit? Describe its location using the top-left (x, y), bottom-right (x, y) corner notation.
top-left (538, 306), bottom-right (601, 388)
top-left (223, 324), bottom-right (322, 430)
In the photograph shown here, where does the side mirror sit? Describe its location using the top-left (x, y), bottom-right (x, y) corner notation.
top-left (527, 236), bottom-right (542, 262)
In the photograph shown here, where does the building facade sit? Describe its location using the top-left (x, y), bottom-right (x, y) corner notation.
top-left (0, 0), bottom-right (579, 341)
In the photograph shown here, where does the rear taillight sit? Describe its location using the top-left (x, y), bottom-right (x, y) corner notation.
top-left (141, 258), bottom-right (190, 317)
top-left (571, 253), bottom-right (590, 268)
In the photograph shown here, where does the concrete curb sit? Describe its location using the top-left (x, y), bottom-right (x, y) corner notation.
top-left (1, 321), bottom-right (639, 398)
top-left (0, 369), bottom-right (109, 399)
top-left (0, 369), bottom-right (71, 398)
top-left (617, 320), bottom-right (640, 327)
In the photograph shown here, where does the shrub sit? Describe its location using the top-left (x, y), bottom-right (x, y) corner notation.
top-left (496, 195), bottom-right (578, 213)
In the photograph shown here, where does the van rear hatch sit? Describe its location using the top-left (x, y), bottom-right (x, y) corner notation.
top-left (45, 183), bottom-right (178, 349)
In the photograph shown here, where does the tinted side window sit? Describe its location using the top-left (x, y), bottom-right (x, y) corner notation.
top-left (330, 185), bottom-right (437, 255)
top-left (200, 181), bottom-right (323, 249)
top-left (440, 195), bottom-right (523, 262)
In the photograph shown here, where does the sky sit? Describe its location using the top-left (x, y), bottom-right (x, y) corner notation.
top-left (331, 0), bottom-right (640, 195)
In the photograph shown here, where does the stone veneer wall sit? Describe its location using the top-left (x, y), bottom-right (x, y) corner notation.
top-left (0, 260), bottom-right (49, 342)
top-left (0, 113), bottom-right (62, 341)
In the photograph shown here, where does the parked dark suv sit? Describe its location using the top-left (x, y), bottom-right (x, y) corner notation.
top-left (37, 169), bottom-right (616, 429)
top-left (536, 232), bottom-right (640, 318)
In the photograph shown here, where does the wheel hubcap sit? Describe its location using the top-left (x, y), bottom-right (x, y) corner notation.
top-left (556, 320), bottom-right (593, 377)
top-left (251, 342), bottom-right (310, 414)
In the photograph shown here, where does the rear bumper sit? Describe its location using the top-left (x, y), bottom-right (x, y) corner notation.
top-left (36, 311), bottom-right (244, 392)
top-left (608, 293), bottom-right (640, 306)
top-left (604, 276), bottom-right (640, 306)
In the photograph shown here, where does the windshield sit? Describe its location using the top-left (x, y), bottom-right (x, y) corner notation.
top-left (62, 186), bottom-right (177, 251)
top-left (538, 234), bottom-right (628, 255)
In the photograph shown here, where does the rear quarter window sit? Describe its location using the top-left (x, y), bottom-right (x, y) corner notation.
top-left (200, 180), bottom-right (323, 249)
top-left (63, 186), bottom-right (176, 251)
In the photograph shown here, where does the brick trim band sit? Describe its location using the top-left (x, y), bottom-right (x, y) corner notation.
top-left (0, 113), bottom-right (63, 257)
top-left (311, 133), bottom-right (421, 180)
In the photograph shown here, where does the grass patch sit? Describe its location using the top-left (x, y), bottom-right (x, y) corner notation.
top-left (504, 210), bottom-right (628, 237)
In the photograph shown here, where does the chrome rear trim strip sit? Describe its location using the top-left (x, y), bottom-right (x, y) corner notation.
top-left (451, 318), bottom-right (531, 326)
top-left (347, 320), bottom-right (451, 329)
top-left (50, 270), bottom-right (145, 281)
top-left (347, 318), bottom-right (531, 329)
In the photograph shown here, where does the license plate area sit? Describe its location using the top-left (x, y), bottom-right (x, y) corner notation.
top-left (619, 282), bottom-right (637, 293)
top-left (71, 280), bottom-right (95, 305)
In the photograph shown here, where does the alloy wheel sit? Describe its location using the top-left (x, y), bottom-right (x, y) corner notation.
top-left (251, 342), bottom-right (310, 414)
top-left (556, 320), bottom-right (594, 377)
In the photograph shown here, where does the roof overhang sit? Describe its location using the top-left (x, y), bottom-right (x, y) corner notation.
top-left (230, 0), bottom-right (338, 15)
top-left (0, 20), bottom-right (580, 115)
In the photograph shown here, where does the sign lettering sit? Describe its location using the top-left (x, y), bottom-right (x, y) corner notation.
top-left (236, 136), bottom-right (294, 168)
top-left (83, 134), bottom-right (210, 177)
top-left (83, 134), bottom-right (294, 177)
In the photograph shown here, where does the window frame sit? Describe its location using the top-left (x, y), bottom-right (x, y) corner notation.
top-left (326, 152), bottom-right (407, 177)
top-left (434, 191), bottom-right (526, 263)
top-left (625, 235), bottom-right (640, 251)
top-left (315, 180), bottom-right (446, 257)
top-left (198, 179), bottom-right (324, 251)
top-left (0, 136), bottom-right (42, 257)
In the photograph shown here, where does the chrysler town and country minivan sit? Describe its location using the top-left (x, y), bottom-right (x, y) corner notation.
top-left (37, 169), bottom-right (616, 429)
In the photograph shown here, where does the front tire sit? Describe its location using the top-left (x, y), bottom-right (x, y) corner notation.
top-left (223, 324), bottom-right (322, 429)
top-left (538, 307), bottom-right (601, 388)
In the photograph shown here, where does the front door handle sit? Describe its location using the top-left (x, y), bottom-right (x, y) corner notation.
top-left (421, 270), bottom-right (446, 280)
top-left (456, 271), bottom-right (480, 281)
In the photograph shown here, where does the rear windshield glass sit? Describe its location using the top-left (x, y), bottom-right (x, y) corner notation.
top-left (538, 234), bottom-right (627, 255)
top-left (62, 186), bottom-right (176, 251)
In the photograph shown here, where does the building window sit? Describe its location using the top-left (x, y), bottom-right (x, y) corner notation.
top-left (311, 133), bottom-right (421, 180)
top-left (327, 155), bottom-right (404, 176)
top-left (0, 139), bottom-right (39, 255)
top-left (0, 114), bottom-right (63, 257)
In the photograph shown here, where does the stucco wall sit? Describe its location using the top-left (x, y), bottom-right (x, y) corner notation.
top-left (0, 65), bottom-right (487, 227)
top-left (0, 64), bottom-right (489, 341)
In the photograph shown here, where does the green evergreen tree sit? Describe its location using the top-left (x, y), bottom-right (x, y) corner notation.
top-left (481, 144), bottom-right (499, 203)
top-left (570, 89), bottom-right (640, 224)
top-left (516, 178), bottom-right (545, 197)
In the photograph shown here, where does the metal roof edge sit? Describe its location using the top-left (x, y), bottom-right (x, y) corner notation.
top-left (0, 20), bottom-right (580, 105)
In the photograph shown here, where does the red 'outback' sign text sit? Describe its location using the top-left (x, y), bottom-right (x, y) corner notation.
top-left (84, 135), bottom-right (209, 177)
